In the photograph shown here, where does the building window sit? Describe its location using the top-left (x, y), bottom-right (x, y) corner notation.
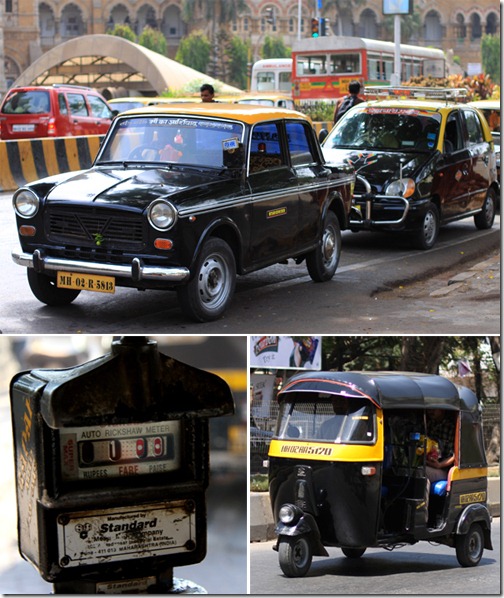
top-left (485, 12), bottom-right (498, 35)
top-left (6, 0), bottom-right (13, 12)
top-left (470, 13), bottom-right (482, 40)
top-left (455, 14), bottom-right (467, 40)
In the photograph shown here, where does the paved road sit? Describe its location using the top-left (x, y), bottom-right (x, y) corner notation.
top-left (0, 192), bottom-right (500, 334)
top-left (249, 520), bottom-right (501, 595)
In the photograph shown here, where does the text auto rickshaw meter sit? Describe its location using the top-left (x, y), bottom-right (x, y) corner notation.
top-left (10, 336), bottom-right (235, 593)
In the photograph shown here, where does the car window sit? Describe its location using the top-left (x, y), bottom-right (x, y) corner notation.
top-left (67, 93), bottom-right (89, 116)
top-left (58, 93), bottom-right (68, 115)
top-left (463, 109), bottom-right (484, 145)
top-left (88, 95), bottom-right (112, 119)
top-left (2, 90), bottom-right (50, 114)
top-left (444, 112), bottom-right (464, 153)
top-left (249, 122), bottom-right (286, 172)
top-left (286, 121), bottom-right (316, 165)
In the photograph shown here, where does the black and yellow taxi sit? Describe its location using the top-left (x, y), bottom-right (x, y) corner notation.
top-left (321, 87), bottom-right (499, 249)
top-left (11, 104), bottom-right (355, 321)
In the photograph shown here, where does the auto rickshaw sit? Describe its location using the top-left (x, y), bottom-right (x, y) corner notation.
top-left (268, 371), bottom-right (493, 577)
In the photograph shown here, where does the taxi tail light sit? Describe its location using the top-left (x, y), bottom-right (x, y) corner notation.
top-left (47, 118), bottom-right (57, 136)
top-left (361, 466), bottom-right (376, 476)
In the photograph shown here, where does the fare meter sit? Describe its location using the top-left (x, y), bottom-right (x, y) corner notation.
top-left (10, 336), bottom-right (235, 593)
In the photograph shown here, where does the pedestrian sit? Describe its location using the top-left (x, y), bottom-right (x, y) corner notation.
top-left (333, 80), bottom-right (364, 124)
top-left (200, 83), bottom-right (216, 103)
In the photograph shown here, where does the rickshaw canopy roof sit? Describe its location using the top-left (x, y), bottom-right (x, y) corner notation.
top-left (278, 371), bottom-right (480, 413)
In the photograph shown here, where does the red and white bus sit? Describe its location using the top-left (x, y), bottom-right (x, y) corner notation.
top-left (292, 36), bottom-right (446, 101)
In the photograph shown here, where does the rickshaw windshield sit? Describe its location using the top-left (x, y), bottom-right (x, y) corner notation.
top-left (275, 395), bottom-right (376, 444)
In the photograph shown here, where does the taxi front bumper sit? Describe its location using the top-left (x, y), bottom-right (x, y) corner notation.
top-left (11, 248), bottom-right (190, 283)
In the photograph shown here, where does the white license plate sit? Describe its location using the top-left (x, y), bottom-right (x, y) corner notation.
top-left (57, 271), bottom-right (115, 293)
top-left (12, 124), bottom-right (35, 132)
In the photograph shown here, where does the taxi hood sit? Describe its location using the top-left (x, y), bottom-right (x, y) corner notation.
top-left (45, 166), bottom-right (223, 208)
top-left (323, 147), bottom-right (435, 190)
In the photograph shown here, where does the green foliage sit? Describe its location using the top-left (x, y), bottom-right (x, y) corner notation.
top-left (227, 36), bottom-right (250, 90)
top-left (261, 35), bottom-right (291, 59)
top-left (320, 337), bottom-right (500, 403)
top-left (107, 23), bottom-right (136, 42)
top-left (481, 34), bottom-right (501, 84)
top-left (175, 30), bottom-right (212, 74)
top-left (297, 102), bottom-right (335, 122)
top-left (250, 474), bottom-right (269, 492)
top-left (138, 26), bottom-right (168, 56)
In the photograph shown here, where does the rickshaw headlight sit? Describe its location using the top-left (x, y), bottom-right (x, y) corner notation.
top-left (279, 504), bottom-right (302, 525)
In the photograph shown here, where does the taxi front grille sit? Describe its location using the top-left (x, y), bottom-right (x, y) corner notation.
top-left (47, 208), bottom-right (144, 247)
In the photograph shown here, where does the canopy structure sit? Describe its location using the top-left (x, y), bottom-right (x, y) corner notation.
top-left (12, 34), bottom-right (243, 96)
top-left (279, 371), bottom-right (479, 412)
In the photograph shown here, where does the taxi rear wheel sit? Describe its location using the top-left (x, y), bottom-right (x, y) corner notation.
top-left (474, 188), bottom-right (496, 230)
top-left (177, 238), bottom-right (236, 322)
top-left (306, 211), bottom-right (341, 281)
top-left (455, 522), bottom-right (484, 567)
top-left (278, 536), bottom-right (312, 577)
top-left (412, 202), bottom-right (440, 250)
top-left (27, 269), bottom-right (81, 306)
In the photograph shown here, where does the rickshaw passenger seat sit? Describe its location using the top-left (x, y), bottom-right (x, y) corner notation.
top-left (431, 480), bottom-right (447, 496)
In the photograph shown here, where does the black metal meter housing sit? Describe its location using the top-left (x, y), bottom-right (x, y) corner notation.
top-left (10, 336), bottom-right (235, 593)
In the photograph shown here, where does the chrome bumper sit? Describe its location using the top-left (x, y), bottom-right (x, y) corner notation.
top-left (349, 175), bottom-right (410, 227)
top-left (11, 249), bottom-right (190, 283)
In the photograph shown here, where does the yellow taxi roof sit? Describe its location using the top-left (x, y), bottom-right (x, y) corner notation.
top-left (468, 99), bottom-right (500, 111)
top-left (120, 102), bottom-right (310, 124)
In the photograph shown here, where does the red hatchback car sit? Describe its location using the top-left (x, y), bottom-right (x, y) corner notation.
top-left (0, 84), bottom-right (114, 139)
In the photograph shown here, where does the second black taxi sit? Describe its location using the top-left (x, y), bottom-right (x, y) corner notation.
top-left (322, 87), bottom-right (499, 249)
top-left (11, 104), bottom-right (355, 321)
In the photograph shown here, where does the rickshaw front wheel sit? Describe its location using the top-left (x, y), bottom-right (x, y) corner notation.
top-left (455, 523), bottom-right (484, 567)
top-left (278, 536), bottom-right (313, 577)
top-left (342, 547), bottom-right (366, 559)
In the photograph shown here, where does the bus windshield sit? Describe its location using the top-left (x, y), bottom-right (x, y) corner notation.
top-left (276, 396), bottom-right (376, 444)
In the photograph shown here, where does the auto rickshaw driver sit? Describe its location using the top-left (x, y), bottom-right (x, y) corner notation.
top-left (426, 408), bottom-right (455, 483)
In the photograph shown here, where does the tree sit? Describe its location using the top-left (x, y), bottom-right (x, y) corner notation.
top-left (383, 11), bottom-right (422, 42)
top-left (481, 34), bottom-right (500, 85)
top-left (107, 23), bottom-right (136, 43)
top-left (261, 35), bottom-right (291, 59)
top-left (226, 35), bottom-right (250, 90)
top-left (138, 26), bottom-right (168, 56)
top-left (175, 30), bottom-right (212, 74)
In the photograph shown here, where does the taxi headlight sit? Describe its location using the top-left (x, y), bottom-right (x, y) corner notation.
top-left (148, 199), bottom-right (178, 231)
top-left (279, 503), bottom-right (303, 525)
top-left (13, 188), bottom-right (40, 218)
top-left (385, 178), bottom-right (416, 199)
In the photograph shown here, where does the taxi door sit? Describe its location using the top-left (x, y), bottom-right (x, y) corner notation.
top-left (247, 121), bottom-right (300, 267)
top-left (437, 110), bottom-right (472, 218)
top-left (461, 108), bottom-right (494, 211)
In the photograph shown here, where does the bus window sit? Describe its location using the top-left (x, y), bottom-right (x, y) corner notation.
top-left (296, 54), bottom-right (327, 75)
top-left (329, 53), bottom-right (361, 75)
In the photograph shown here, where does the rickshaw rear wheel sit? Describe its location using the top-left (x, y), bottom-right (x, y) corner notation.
top-left (342, 547), bottom-right (366, 559)
top-left (455, 523), bottom-right (484, 567)
top-left (278, 536), bottom-right (312, 577)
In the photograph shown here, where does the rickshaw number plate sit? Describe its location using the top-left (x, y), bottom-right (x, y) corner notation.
top-left (57, 501), bottom-right (196, 567)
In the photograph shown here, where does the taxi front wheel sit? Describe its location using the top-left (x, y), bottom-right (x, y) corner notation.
top-left (177, 238), bottom-right (236, 322)
top-left (412, 202), bottom-right (440, 250)
top-left (455, 522), bottom-right (484, 567)
top-left (278, 536), bottom-right (313, 577)
top-left (27, 269), bottom-right (81, 306)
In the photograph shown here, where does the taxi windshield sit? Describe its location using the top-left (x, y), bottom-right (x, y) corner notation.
top-left (276, 396), bottom-right (376, 444)
top-left (98, 116), bottom-right (244, 168)
top-left (326, 108), bottom-right (441, 152)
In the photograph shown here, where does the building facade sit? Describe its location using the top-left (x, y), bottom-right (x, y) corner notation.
top-left (1, 0), bottom-right (500, 91)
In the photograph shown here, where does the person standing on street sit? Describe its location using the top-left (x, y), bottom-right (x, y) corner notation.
top-left (333, 80), bottom-right (365, 124)
top-left (200, 83), bottom-right (217, 102)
